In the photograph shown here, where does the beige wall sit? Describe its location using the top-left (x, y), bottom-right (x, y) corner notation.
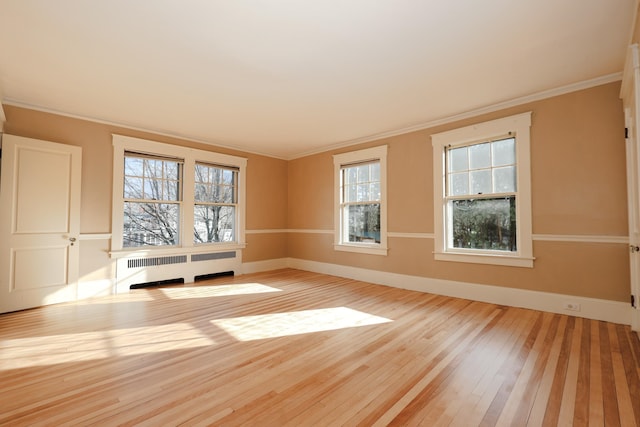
top-left (2, 106), bottom-right (289, 295)
top-left (287, 82), bottom-right (630, 302)
top-left (0, 80), bottom-right (630, 303)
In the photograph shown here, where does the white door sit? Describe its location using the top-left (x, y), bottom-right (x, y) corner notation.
top-left (0, 134), bottom-right (82, 313)
top-left (625, 107), bottom-right (640, 333)
top-left (622, 44), bottom-right (640, 332)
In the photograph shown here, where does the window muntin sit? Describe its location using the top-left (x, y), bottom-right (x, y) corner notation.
top-left (194, 163), bottom-right (238, 244)
top-left (431, 112), bottom-right (533, 267)
top-left (340, 161), bottom-right (381, 244)
top-left (445, 137), bottom-right (517, 252)
top-left (123, 153), bottom-right (183, 247)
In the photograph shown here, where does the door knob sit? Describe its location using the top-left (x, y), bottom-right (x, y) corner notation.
top-left (631, 244), bottom-right (639, 253)
top-left (69, 237), bottom-right (77, 246)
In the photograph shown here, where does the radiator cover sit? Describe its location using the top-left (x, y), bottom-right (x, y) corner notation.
top-left (115, 250), bottom-right (240, 293)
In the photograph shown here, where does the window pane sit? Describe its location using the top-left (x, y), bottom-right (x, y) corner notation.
top-left (345, 203), bottom-right (380, 243)
top-left (125, 157), bottom-right (143, 176)
top-left (123, 202), bottom-right (179, 247)
top-left (493, 166), bottom-right (516, 193)
top-left (449, 147), bottom-right (468, 172)
top-left (449, 172), bottom-right (469, 196)
top-left (195, 165), bottom-right (237, 203)
top-left (346, 167), bottom-right (357, 185)
top-left (492, 138), bottom-right (515, 166)
top-left (357, 165), bottom-right (369, 182)
top-left (195, 164), bottom-right (210, 182)
top-left (344, 184), bottom-right (357, 203)
top-left (470, 170), bottom-right (491, 194)
top-left (222, 169), bottom-right (235, 185)
top-left (370, 182), bottom-right (380, 201)
top-left (124, 176), bottom-right (143, 199)
top-left (357, 184), bottom-right (370, 202)
top-left (450, 197), bottom-right (516, 251)
top-left (370, 163), bottom-right (380, 181)
top-left (194, 205), bottom-right (235, 243)
top-left (469, 143), bottom-right (491, 169)
top-left (144, 178), bottom-right (160, 199)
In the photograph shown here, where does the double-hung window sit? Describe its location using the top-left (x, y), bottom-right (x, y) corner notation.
top-left (432, 112), bottom-right (533, 267)
top-left (123, 152), bottom-right (183, 247)
top-left (194, 163), bottom-right (238, 243)
top-left (333, 145), bottom-right (388, 255)
top-left (111, 135), bottom-right (246, 254)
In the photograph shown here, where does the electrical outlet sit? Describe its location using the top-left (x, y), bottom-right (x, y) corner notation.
top-left (563, 302), bottom-right (581, 312)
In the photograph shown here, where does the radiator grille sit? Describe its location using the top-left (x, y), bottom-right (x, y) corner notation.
top-left (127, 255), bottom-right (188, 269)
top-left (191, 251), bottom-right (236, 262)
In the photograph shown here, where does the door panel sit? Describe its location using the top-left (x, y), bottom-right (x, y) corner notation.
top-left (0, 135), bottom-right (81, 313)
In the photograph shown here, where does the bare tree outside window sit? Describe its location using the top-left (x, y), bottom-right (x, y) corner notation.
top-left (194, 163), bottom-right (237, 244)
top-left (123, 154), bottom-right (182, 247)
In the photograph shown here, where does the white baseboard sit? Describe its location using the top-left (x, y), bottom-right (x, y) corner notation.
top-left (285, 258), bottom-right (632, 326)
top-left (241, 258), bottom-right (289, 274)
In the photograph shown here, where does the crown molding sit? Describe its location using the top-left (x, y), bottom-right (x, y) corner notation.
top-left (1, 99), bottom-right (289, 161)
top-left (2, 72), bottom-right (622, 161)
top-left (288, 73), bottom-right (623, 160)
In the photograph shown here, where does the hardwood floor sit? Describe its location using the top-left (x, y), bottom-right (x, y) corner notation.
top-left (1, 269), bottom-right (639, 426)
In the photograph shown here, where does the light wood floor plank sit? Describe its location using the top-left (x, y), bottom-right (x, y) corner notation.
top-left (0, 269), bottom-right (638, 426)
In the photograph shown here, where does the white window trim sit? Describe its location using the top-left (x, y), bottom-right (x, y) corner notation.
top-left (333, 145), bottom-right (388, 256)
top-left (431, 112), bottom-right (534, 268)
top-left (110, 134), bottom-right (247, 257)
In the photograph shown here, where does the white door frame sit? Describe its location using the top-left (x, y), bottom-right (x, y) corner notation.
top-left (622, 44), bottom-right (640, 332)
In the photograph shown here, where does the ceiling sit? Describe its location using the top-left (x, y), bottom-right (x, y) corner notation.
top-left (0, 1), bottom-right (636, 159)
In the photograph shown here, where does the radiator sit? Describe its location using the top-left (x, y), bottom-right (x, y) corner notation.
top-left (115, 250), bottom-right (240, 293)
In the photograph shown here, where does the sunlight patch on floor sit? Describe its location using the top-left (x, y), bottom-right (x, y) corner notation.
top-left (159, 283), bottom-right (282, 299)
top-left (211, 307), bottom-right (392, 341)
top-left (0, 323), bottom-right (214, 370)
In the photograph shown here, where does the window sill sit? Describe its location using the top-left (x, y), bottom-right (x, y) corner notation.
top-left (434, 251), bottom-right (534, 268)
top-left (109, 242), bottom-right (246, 259)
top-left (334, 244), bottom-right (388, 256)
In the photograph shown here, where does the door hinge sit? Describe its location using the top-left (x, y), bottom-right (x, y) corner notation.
top-left (633, 294), bottom-right (636, 308)
top-left (625, 127), bottom-right (629, 139)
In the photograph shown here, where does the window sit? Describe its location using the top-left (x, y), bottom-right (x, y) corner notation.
top-left (111, 135), bottom-right (247, 254)
top-left (432, 112), bottom-right (533, 267)
top-left (333, 145), bottom-right (387, 255)
top-left (123, 153), bottom-right (182, 247)
top-left (194, 163), bottom-right (238, 244)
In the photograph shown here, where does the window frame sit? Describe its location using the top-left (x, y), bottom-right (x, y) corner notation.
top-left (333, 145), bottom-right (388, 256)
top-left (111, 135), bottom-right (247, 256)
top-left (431, 112), bottom-right (534, 268)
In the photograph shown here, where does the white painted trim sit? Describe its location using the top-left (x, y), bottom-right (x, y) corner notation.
top-left (79, 233), bottom-right (112, 241)
top-left (249, 229), bottom-right (630, 245)
top-left (532, 234), bottom-right (629, 244)
top-left (287, 258), bottom-right (631, 325)
top-left (0, 103), bottom-right (5, 132)
top-left (241, 258), bottom-right (289, 274)
top-left (388, 232), bottom-right (435, 239)
top-left (287, 229), bottom-right (333, 234)
top-left (246, 229), bottom-right (289, 234)
top-left (290, 73), bottom-right (622, 160)
top-left (2, 99), bottom-right (287, 160)
top-left (4, 73), bottom-right (622, 161)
